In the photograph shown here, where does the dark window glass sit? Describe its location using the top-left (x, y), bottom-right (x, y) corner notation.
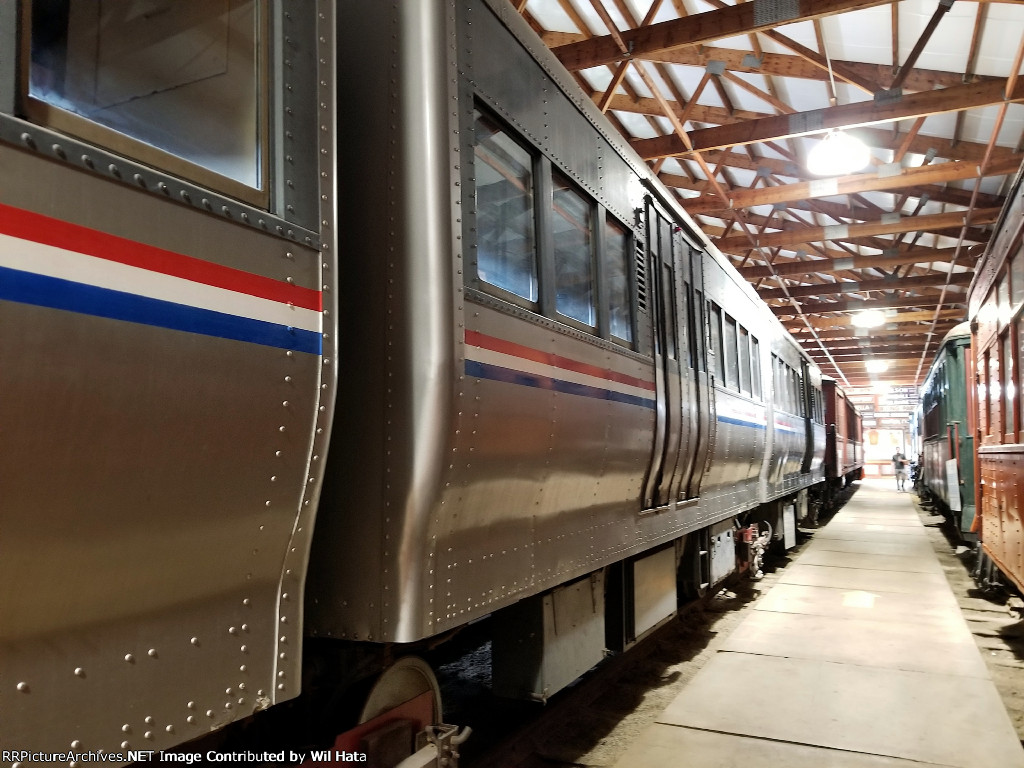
top-left (552, 172), bottom-right (596, 326)
top-left (751, 338), bottom-right (761, 399)
top-left (738, 326), bottom-right (751, 395)
top-left (606, 217), bottom-right (633, 342)
top-left (1013, 247), bottom-right (1024, 311)
top-left (473, 109), bottom-right (538, 302)
top-left (1003, 331), bottom-right (1015, 438)
top-left (710, 304), bottom-right (724, 381)
top-left (695, 291), bottom-right (706, 372)
top-left (724, 315), bottom-right (739, 390)
top-left (29, 0), bottom-right (265, 195)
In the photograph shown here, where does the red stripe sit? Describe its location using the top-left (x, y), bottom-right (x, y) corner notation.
top-left (465, 330), bottom-right (656, 391)
top-left (0, 202), bottom-right (322, 311)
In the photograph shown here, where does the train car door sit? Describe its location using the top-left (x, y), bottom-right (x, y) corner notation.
top-left (801, 360), bottom-right (814, 473)
top-left (686, 244), bottom-right (712, 498)
top-left (643, 199), bottom-right (703, 507)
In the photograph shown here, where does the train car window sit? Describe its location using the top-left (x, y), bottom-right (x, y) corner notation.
top-left (679, 282), bottom-right (696, 370)
top-left (605, 216), bottom-right (634, 344)
top-left (473, 109), bottom-right (539, 304)
top-left (724, 315), bottom-right (739, 390)
top-left (1013, 250), bottom-right (1024, 311)
top-left (980, 349), bottom-right (990, 437)
top-left (1018, 317), bottom-right (1024, 436)
top-left (783, 366), bottom-right (791, 413)
top-left (989, 347), bottom-right (1001, 439)
top-left (738, 326), bottom-right (751, 395)
top-left (694, 290), bottom-right (706, 373)
top-left (998, 274), bottom-right (1012, 326)
top-left (681, 281), bottom-right (693, 368)
top-left (709, 304), bottom-right (724, 381)
top-left (660, 264), bottom-right (677, 360)
top-left (1003, 331), bottom-right (1015, 439)
top-left (772, 356), bottom-right (781, 407)
top-left (751, 337), bottom-right (761, 399)
top-left (788, 368), bottom-right (798, 414)
top-left (552, 171), bottom-right (596, 327)
top-left (25, 0), bottom-right (268, 203)
top-left (660, 218), bottom-right (673, 265)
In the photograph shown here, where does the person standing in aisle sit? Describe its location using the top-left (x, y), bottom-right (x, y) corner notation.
top-left (892, 449), bottom-right (909, 491)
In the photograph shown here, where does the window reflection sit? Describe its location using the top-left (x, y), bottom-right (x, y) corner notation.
top-left (605, 218), bottom-right (633, 342)
top-left (473, 110), bottom-right (538, 303)
top-left (28, 0), bottom-right (264, 192)
top-left (552, 172), bottom-right (595, 326)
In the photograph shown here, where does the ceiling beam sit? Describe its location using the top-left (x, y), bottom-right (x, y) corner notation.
top-left (807, 340), bottom-right (948, 353)
top-left (713, 209), bottom-right (994, 245)
top-left (669, 172), bottom-right (1006, 211)
top-left (739, 246), bottom-right (965, 277)
top-left (810, 354), bottom-right (930, 365)
top-left (889, 0), bottom-right (955, 91)
top-left (716, 207), bottom-right (1001, 251)
top-left (633, 77), bottom-right (1024, 155)
top-left (757, 271), bottom-right (974, 299)
top-left (808, 350), bottom-right (925, 360)
top-left (604, 90), bottom-right (1021, 168)
top-left (678, 154), bottom-right (1021, 213)
top-left (787, 315), bottom-right (963, 335)
top-left (697, 197), bottom-right (910, 224)
top-left (542, 34), bottom-right (994, 94)
top-left (770, 293), bottom-right (968, 315)
top-left (550, 0), bottom-right (894, 72)
top-left (788, 310), bottom-right (964, 327)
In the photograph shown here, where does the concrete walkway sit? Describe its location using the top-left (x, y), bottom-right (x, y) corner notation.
top-left (613, 479), bottom-right (1024, 768)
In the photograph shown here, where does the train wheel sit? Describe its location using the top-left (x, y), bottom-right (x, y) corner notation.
top-left (325, 656), bottom-right (445, 765)
top-left (359, 656), bottom-right (443, 724)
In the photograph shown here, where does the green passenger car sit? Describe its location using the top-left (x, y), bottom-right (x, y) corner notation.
top-left (919, 323), bottom-right (977, 537)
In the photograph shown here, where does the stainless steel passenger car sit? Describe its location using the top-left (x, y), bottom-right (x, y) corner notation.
top-left (2, 1), bottom-right (840, 763)
top-left (2, 0), bottom-right (337, 759)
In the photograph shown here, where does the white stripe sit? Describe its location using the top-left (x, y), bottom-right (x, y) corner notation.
top-left (467, 344), bottom-right (654, 401)
top-left (774, 422), bottom-right (803, 433)
top-left (0, 234), bottom-right (321, 332)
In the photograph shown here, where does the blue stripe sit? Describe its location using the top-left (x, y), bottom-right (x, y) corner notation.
top-left (466, 359), bottom-right (656, 409)
top-left (0, 266), bottom-right (322, 354)
top-left (717, 414), bottom-right (767, 430)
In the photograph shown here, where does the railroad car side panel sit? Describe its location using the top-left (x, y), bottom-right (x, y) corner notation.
top-left (698, 253), bottom-right (767, 515)
top-left (0, 148), bottom-right (325, 754)
top-left (970, 166), bottom-right (1024, 591)
top-left (921, 328), bottom-right (975, 532)
top-left (980, 450), bottom-right (1024, 593)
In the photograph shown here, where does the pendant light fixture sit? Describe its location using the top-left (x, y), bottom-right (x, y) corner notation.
top-left (806, 35), bottom-right (871, 177)
top-left (807, 129), bottom-right (872, 176)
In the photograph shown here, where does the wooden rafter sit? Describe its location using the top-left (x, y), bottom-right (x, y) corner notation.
top-left (770, 293), bottom-right (969, 316)
top-left (634, 77), bottom-right (1024, 155)
top-left (739, 246), bottom-right (967, 277)
top-left (679, 155), bottom-right (1021, 212)
top-left (551, 0), bottom-right (895, 72)
top-left (715, 208), bottom-right (1002, 251)
top-left (757, 271), bottom-right (973, 299)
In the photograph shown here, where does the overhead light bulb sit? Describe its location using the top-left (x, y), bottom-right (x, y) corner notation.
top-left (807, 130), bottom-right (871, 176)
top-left (866, 360), bottom-right (890, 373)
top-left (852, 309), bottom-right (886, 328)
